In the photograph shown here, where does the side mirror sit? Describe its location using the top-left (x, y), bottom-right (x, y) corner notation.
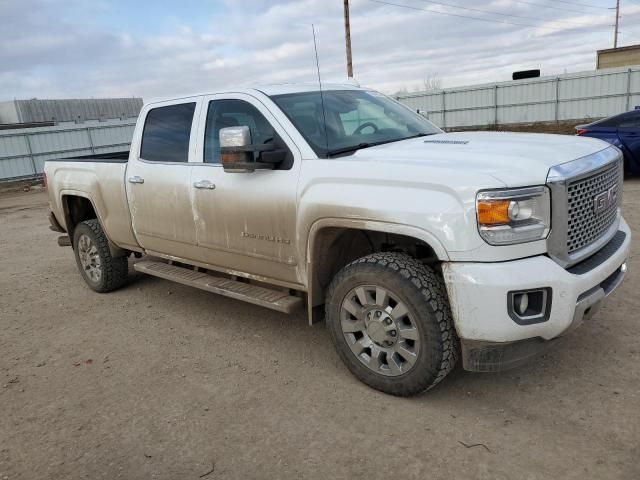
top-left (220, 126), bottom-right (257, 173)
top-left (219, 126), bottom-right (281, 173)
top-left (417, 109), bottom-right (429, 119)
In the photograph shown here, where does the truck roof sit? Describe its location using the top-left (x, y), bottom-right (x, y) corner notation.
top-left (145, 82), bottom-right (365, 106)
top-left (253, 82), bottom-right (363, 96)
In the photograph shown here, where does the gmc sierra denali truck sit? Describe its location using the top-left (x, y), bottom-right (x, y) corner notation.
top-left (45, 84), bottom-right (631, 396)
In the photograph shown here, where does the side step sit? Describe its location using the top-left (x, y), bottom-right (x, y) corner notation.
top-left (133, 260), bottom-right (302, 314)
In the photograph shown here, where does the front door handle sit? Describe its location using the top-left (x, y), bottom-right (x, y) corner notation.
top-left (193, 180), bottom-right (216, 190)
top-left (128, 176), bottom-right (145, 184)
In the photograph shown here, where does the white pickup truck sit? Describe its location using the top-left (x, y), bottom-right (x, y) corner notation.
top-left (45, 83), bottom-right (631, 396)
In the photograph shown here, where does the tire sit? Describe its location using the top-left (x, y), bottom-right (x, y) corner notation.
top-left (72, 219), bottom-right (128, 293)
top-left (325, 252), bottom-right (457, 396)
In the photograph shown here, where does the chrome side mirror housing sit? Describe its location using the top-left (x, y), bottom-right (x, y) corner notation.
top-left (219, 126), bottom-right (254, 173)
top-left (219, 126), bottom-right (280, 173)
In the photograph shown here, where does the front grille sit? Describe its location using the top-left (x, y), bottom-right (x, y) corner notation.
top-left (566, 163), bottom-right (621, 253)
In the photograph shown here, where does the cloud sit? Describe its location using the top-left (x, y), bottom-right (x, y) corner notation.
top-left (1, 0), bottom-right (639, 100)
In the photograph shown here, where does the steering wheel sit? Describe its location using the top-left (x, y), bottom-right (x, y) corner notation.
top-left (353, 122), bottom-right (379, 135)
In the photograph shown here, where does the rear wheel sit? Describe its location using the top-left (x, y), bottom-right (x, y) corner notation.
top-left (72, 219), bottom-right (128, 292)
top-left (326, 252), bottom-right (457, 396)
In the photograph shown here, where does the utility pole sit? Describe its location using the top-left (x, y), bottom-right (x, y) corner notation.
top-left (343, 0), bottom-right (354, 78)
top-left (614, 0), bottom-right (620, 48)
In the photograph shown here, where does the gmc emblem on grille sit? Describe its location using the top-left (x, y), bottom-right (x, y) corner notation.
top-left (593, 184), bottom-right (618, 214)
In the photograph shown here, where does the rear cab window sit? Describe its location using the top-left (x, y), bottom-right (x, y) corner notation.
top-left (140, 103), bottom-right (196, 162)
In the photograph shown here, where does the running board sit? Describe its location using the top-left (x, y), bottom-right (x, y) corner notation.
top-left (134, 260), bottom-right (302, 314)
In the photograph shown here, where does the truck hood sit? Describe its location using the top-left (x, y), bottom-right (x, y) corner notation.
top-left (349, 131), bottom-right (610, 186)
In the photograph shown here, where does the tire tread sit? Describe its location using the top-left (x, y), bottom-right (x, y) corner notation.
top-left (74, 219), bottom-right (128, 293)
top-left (326, 252), bottom-right (458, 396)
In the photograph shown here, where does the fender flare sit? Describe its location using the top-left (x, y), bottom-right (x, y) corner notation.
top-left (59, 190), bottom-right (128, 257)
top-left (304, 217), bottom-right (449, 325)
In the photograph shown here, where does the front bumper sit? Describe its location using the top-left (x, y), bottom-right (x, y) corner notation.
top-left (443, 216), bottom-right (631, 372)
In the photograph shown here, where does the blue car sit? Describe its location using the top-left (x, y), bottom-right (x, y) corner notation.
top-left (576, 109), bottom-right (640, 176)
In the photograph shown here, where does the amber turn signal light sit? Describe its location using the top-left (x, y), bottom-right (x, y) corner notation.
top-left (477, 200), bottom-right (511, 225)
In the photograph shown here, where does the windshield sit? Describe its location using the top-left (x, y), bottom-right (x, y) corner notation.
top-left (270, 89), bottom-right (442, 157)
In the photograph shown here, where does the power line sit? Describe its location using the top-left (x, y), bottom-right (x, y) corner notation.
top-left (507, 0), bottom-right (604, 14)
top-left (550, 0), bottom-right (613, 9)
top-left (367, 0), bottom-right (613, 31)
top-left (414, 0), bottom-right (608, 26)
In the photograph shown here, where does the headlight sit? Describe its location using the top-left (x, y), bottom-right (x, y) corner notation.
top-left (476, 186), bottom-right (550, 245)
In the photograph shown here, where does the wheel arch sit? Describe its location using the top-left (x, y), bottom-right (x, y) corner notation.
top-left (61, 192), bottom-right (97, 237)
top-left (305, 218), bottom-right (449, 325)
top-left (60, 192), bottom-right (128, 257)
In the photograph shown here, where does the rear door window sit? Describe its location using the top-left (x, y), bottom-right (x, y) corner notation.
top-left (140, 103), bottom-right (196, 162)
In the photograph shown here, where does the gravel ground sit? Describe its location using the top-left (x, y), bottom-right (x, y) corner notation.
top-left (0, 186), bottom-right (639, 480)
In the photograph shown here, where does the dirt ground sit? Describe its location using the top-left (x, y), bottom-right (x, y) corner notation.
top-left (0, 186), bottom-right (639, 480)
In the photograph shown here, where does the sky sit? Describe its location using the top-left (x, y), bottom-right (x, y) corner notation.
top-left (1, 0), bottom-right (640, 101)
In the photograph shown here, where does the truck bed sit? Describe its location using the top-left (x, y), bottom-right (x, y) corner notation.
top-left (44, 152), bottom-right (139, 251)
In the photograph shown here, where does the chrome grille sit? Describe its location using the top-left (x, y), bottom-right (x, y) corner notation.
top-left (566, 163), bottom-right (621, 253)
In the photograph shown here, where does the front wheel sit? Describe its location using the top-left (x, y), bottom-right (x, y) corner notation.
top-left (72, 219), bottom-right (128, 293)
top-left (325, 252), bottom-right (457, 396)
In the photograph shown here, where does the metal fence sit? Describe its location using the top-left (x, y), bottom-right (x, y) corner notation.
top-left (397, 66), bottom-right (640, 129)
top-left (0, 118), bottom-right (136, 181)
top-left (0, 98), bottom-right (143, 124)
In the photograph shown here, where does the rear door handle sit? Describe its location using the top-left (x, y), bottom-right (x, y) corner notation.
top-left (128, 176), bottom-right (145, 184)
top-left (193, 180), bottom-right (216, 190)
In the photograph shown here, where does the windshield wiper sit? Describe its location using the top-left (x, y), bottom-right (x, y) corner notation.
top-left (326, 133), bottom-right (434, 157)
top-left (326, 143), bottom-right (377, 157)
top-left (404, 133), bottom-right (434, 139)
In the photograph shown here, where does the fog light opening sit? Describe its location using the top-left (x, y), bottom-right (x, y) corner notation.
top-left (508, 288), bottom-right (551, 325)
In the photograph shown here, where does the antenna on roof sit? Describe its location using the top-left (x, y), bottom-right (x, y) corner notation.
top-left (312, 24), bottom-right (330, 156)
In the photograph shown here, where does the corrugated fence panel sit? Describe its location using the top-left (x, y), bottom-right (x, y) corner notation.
top-left (447, 87), bottom-right (494, 110)
top-left (499, 78), bottom-right (556, 105)
top-left (500, 102), bottom-right (555, 124)
top-left (447, 107), bottom-right (494, 127)
top-left (0, 135), bottom-right (29, 157)
top-left (0, 119), bottom-right (136, 180)
top-left (631, 70), bottom-right (640, 109)
top-left (398, 65), bottom-right (640, 129)
top-left (428, 111), bottom-right (445, 126)
top-left (0, 156), bottom-right (34, 179)
top-left (89, 124), bottom-right (136, 146)
top-left (560, 96), bottom-right (628, 120)
top-left (28, 129), bottom-right (90, 154)
top-left (560, 70), bottom-right (627, 101)
top-left (15, 98), bottom-right (143, 123)
top-left (400, 94), bottom-right (442, 112)
top-left (632, 69), bottom-right (640, 92)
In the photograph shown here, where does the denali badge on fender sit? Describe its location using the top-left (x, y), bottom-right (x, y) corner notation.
top-left (593, 184), bottom-right (618, 215)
